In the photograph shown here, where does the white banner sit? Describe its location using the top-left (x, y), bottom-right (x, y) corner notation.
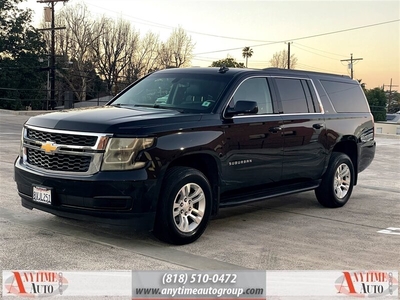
top-left (2, 270), bottom-right (131, 297)
top-left (266, 271), bottom-right (398, 298)
top-left (2, 270), bottom-right (398, 299)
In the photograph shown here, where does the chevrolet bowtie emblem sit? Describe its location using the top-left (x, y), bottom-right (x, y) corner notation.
top-left (41, 141), bottom-right (58, 155)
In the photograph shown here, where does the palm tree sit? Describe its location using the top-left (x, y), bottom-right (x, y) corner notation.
top-left (242, 47), bottom-right (253, 68)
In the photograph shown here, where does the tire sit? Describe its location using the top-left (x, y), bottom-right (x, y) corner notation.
top-left (315, 152), bottom-right (355, 208)
top-left (153, 167), bottom-right (212, 245)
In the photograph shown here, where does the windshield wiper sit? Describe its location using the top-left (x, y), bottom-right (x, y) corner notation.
top-left (111, 103), bottom-right (184, 113)
top-left (110, 103), bottom-right (131, 107)
top-left (132, 104), bottom-right (154, 108)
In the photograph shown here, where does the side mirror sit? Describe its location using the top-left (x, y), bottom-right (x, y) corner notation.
top-left (225, 100), bottom-right (258, 118)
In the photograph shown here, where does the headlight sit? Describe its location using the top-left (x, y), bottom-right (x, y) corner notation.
top-left (101, 137), bottom-right (154, 171)
top-left (19, 127), bottom-right (25, 158)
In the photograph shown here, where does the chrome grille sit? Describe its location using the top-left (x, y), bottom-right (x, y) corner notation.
top-left (27, 128), bottom-right (97, 146)
top-left (27, 148), bottom-right (91, 172)
top-left (23, 126), bottom-right (111, 175)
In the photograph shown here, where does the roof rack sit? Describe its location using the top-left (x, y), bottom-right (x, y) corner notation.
top-left (262, 67), bottom-right (351, 79)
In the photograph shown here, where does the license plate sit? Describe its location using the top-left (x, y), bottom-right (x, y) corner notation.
top-left (33, 186), bottom-right (52, 205)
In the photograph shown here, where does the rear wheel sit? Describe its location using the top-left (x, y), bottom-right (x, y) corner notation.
top-left (153, 167), bottom-right (212, 245)
top-left (315, 152), bottom-right (354, 208)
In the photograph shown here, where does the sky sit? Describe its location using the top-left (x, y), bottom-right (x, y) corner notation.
top-left (21, 0), bottom-right (400, 90)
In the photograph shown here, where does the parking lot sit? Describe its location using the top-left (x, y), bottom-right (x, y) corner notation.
top-left (0, 111), bottom-right (399, 290)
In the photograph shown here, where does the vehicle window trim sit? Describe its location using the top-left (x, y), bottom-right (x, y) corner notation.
top-left (306, 80), bottom-right (322, 113)
top-left (319, 79), bottom-right (368, 113)
top-left (232, 114), bottom-right (283, 120)
top-left (274, 77), bottom-right (310, 114)
top-left (270, 76), bottom-right (325, 115)
top-left (222, 76), bottom-right (276, 118)
top-left (301, 80), bottom-right (314, 113)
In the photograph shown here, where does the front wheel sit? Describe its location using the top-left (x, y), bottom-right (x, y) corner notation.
top-left (153, 167), bottom-right (212, 245)
top-left (315, 152), bottom-right (355, 208)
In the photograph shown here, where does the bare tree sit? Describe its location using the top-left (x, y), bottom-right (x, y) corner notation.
top-left (124, 32), bottom-right (160, 83)
top-left (159, 26), bottom-right (195, 69)
top-left (269, 49), bottom-right (298, 69)
top-left (91, 17), bottom-right (139, 95)
top-left (158, 41), bottom-right (174, 69)
top-left (56, 3), bottom-right (101, 101)
top-left (40, 8), bottom-right (195, 101)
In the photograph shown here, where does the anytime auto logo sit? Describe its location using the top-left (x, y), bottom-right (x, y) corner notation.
top-left (4, 271), bottom-right (69, 298)
top-left (335, 271), bottom-right (398, 297)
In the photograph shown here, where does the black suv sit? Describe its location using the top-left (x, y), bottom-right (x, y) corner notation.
top-left (14, 67), bottom-right (376, 244)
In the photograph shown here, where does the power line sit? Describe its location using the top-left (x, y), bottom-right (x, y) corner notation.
top-left (84, 3), bottom-right (276, 43)
top-left (194, 19), bottom-right (400, 55)
top-left (85, 3), bottom-right (398, 46)
top-left (287, 19), bottom-right (399, 43)
top-left (291, 44), bottom-right (340, 61)
top-left (296, 63), bottom-right (340, 74)
top-left (54, 1), bottom-right (400, 57)
top-left (293, 43), bottom-right (346, 57)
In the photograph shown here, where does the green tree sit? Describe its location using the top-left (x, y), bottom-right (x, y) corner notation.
top-left (242, 46), bottom-right (253, 68)
top-left (387, 91), bottom-right (400, 113)
top-left (365, 87), bottom-right (386, 121)
top-left (0, 0), bottom-right (46, 110)
top-left (210, 57), bottom-right (245, 68)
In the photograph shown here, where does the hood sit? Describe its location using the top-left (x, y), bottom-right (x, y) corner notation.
top-left (26, 106), bottom-right (202, 135)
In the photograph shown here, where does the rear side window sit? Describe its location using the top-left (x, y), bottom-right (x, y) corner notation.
top-left (320, 80), bottom-right (369, 112)
top-left (275, 78), bottom-right (309, 113)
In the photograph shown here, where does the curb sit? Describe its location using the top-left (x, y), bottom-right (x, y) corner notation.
top-left (375, 133), bottom-right (400, 139)
top-left (0, 109), bottom-right (49, 116)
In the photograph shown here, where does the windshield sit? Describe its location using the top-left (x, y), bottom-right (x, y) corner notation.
top-left (109, 72), bottom-right (231, 113)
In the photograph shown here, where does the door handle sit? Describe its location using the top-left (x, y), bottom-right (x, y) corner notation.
top-left (313, 123), bottom-right (324, 129)
top-left (269, 126), bottom-right (282, 133)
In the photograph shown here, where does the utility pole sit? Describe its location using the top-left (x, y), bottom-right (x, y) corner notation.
top-left (286, 42), bottom-right (292, 69)
top-left (37, 0), bottom-right (68, 109)
top-left (341, 53), bottom-right (363, 79)
top-left (383, 78), bottom-right (398, 111)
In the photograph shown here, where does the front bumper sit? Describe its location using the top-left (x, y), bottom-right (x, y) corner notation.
top-left (14, 158), bottom-right (158, 231)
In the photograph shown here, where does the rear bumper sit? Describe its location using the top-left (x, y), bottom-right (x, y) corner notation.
top-left (358, 139), bottom-right (376, 173)
top-left (14, 158), bottom-right (158, 231)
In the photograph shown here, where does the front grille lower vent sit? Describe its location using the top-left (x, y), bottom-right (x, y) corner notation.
top-left (27, 148), bottom-right (91, 172)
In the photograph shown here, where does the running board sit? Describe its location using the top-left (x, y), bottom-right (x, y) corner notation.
top-left (219, 180), bottom-right (320, 208)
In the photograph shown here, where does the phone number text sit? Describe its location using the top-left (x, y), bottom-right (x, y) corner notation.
top-left (162, 273), bottom-right (237, 285)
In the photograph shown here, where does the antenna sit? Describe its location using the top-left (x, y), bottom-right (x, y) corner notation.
top-left (218, 66), bottom-right (229, 73)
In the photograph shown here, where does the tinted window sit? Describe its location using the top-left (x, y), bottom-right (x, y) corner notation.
top-left (320, 80), bottom-right (370, 112)
top-left (275, 78), bottom-right (309, 113)
top-left (233, 78), bottom-right (273, 114)
top-left (110, 73), bottom-right (230, 113)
